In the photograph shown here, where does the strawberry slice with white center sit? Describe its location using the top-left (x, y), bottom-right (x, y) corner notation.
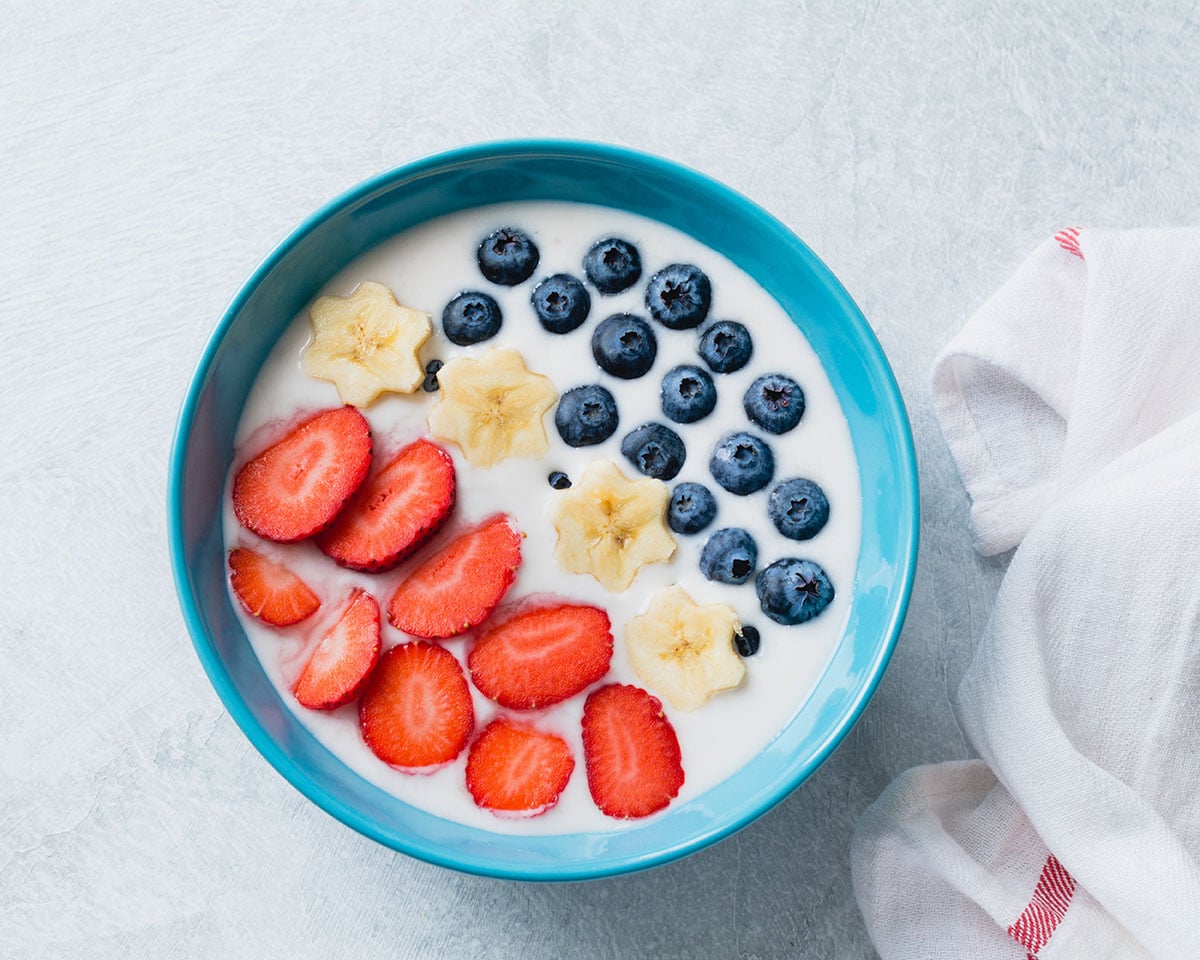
top-left (466, 717), bottom-right (575, 816)
top-left (233, 406), bottom-right (372, 542)
top-left (359, 641), bottom-right (474, 769)
top-left (316, 438), bottom-right (455, 572)
top-left (388, 514), bottom-right (522, 639)
top-left (227, 547), bottom-right (320, 626)
top-left (581, 683), bottom-right (685, 819)
top-left (294, 589), bottom-right (381, 710)
top-left (468, 603), bottom-right (613, 709)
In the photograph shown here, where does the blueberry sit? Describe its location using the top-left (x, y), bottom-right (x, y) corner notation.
top-left (756, 559), bottom-right (834, 625)
top-left (709, 431), bottom-right (774, 495)
top-left (734, 625), bottom-right (761, 657)
top-left (699, 528), bottom-right (758, 585)
top-left (548, 471), bottom-right (572, 490)
top-left (583, 237), bottom-right (642, 294)
top-left (422, 358), bottom-right (443, 393)
top-left (744, 374), bottom-right (805, 434)
top-left (442, 291), bottom-right (502, 346)
top-left (592, 313), bottom-right (657, 379)
top-left (668, 482), bottom-right (717, 535)
top-left (555, 384), bottom-right (619, 447)
top-left (531, 273), bottom-right (591, 334)
top-left (768, 478), bottom-right (830, 541)
top-left (698, 320), bottom-right (753, 373)
top-left (620, 422), bottom-right (686, 480)
top-left (477, 226), bottom-right (539, 285)
top-left (645, 263), bottom-right (712, 330)
top-left (660, 364), bottom-right (717, 424)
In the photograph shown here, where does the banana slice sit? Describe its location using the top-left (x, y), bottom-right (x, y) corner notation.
top-left (301, 281), bottom-right (431, 407)
top-left (427, 347), bottom-right (557, 468)
top-left (625, 584), bottom-right (745, 712)
top-left (551, 459), bottom-right (675, 592)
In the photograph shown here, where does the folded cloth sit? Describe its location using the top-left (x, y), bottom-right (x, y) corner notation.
top-left (851, 229), bottom-right (1200, 959)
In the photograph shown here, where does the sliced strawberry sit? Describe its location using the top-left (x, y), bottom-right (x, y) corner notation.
top-left (359, 641), bottom-right (474, 769)
top-left (316, 438), bottom-right (456, 573)
top-left (465, 717), bottom-right (575, 816)
top-left (294, 589), bottom-right (381, 710)
top-left (228, 547), bottom-right (320, 626)
top-left (388, 514), bottom-right (522, 639)
top-left (468, 603), bottom-right (613, 709)
top-left (233, 406), bottom-right (372, 542)
top-left (581, 684), bottom-right (685, 819)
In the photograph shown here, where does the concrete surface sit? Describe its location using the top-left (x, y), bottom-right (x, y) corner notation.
top-left (3, 2), bottom-right (1199, 957)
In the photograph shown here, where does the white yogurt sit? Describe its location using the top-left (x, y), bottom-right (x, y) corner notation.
top-left (223, 201), bottom-right (862, 835)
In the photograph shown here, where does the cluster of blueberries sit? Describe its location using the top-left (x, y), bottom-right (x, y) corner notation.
top-left (439, 226), bottom-right (835, 640)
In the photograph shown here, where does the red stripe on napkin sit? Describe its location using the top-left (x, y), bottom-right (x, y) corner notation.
top-left (1007, 854), bottom-right (1077, 959)
top-left (1055, 227), bottom-right (1083, 259)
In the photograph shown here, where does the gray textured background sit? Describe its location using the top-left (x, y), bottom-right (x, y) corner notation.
top-left (4, 2), bottom-right (1199, 957)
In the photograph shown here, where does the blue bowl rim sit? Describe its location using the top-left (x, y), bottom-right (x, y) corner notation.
top-left (168, 138), bottom-right (919, 881)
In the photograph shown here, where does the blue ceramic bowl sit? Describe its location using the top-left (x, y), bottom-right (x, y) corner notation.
top-left (168, 140), bottom-right (918, 881)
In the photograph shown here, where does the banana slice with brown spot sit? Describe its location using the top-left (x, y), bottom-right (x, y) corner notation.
top-left (625, 584), bottom-right (745, 712)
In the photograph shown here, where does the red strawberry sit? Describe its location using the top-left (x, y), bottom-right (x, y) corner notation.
top-left (388, 514), bottom-right (522, 639)
top-left (581, 684), bottom-right (685, 819)
top-left (359, 641), bottom-right (474, 769)
top-left (228, 547), bottom-right (320, 626)
top-left (294, 589), bottom-right (381, 711)
top-left (233, 406), bottom-right (372, 542)
top-left (465, 717), bottom-right (575, 816)
top-left (316, 438), bottom-right (455, 572)
top-left (468, 603), bottom-right (613, 709)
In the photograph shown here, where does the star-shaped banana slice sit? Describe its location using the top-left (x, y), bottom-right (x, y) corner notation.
top-left (427, 347), bottom-right (558, 468)
top-left (550, 459), bottom-right (676, 592)
top-left (301, 281), bottom-right (431, 407)
top-left (625, 585), bottom-right (745, 712)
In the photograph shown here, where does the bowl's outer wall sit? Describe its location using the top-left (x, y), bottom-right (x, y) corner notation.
top-left (170, 142), bottom-right (918, 881)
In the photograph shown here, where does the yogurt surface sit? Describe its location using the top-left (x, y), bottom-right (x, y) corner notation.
top-left (223, 200), bottom-right (862, 835)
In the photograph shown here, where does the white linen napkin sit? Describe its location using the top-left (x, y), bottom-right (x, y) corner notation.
top-left (851, 228), bottom-right (1200, 959)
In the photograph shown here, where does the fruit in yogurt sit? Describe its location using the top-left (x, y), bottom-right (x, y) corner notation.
top-left (388, 514), bottom-right (522, 639)
top-left (442, 291), bottom-right (503, 346)
top-left (232, 406), bottom-right (372, 542)
top-left (583, 237), bottom-right (642, 294)
top-left (744, 373), bottom-right (805, 435)
top-left (554, 383), bottom-right (619, 447)
top-left (660, 364), bottom-right (717, 424)
top-left (422, 359), bottom-right (444, 393)
top-left (645, 263), bottom-right (712, 330)
top-left (699, 527), bottom-right (758, 585)
top-left (620, 422), bottom-right (686, 481)
top-left (767, 478), bottom-right (829, 542)
top-left (582, 684), bottom-right (684, 819)
top-left (624, 585), bottom-right (744, 712)
top-left (591, 313), bottom-right (657, 379)
top-left (734, 624), bottom-right (761, 657)
top-left (316, 438), bottom-right (456, 572)
top-left (755, 558), bottom-right (835, 625)
top-left (468, 603), bottom-right (613, 710)
top-left (301, 281), bottom-right (432, 407)
top-left (427, 347), bottom-right (557, 468)
top-left (531, 273), bottom-right (591, 334)
top-left (709, 430), bottom-right (774, 496)
top-left (227, 548), bottom-right (320, 626)
top-left (667, 482), bottom-right (717, 535)
top-left (550, 460), bottom-right (675, 592)
top-left (465, 718), bottom-right (575, 816)
top-left (294, 588), bottom-right (381, 711)
top-left (477, 226), bottom-right (539, 285)
top-left (698, 320), bottom-right (753, 374)
top-left (360, 641), bottom-right (474, 769)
